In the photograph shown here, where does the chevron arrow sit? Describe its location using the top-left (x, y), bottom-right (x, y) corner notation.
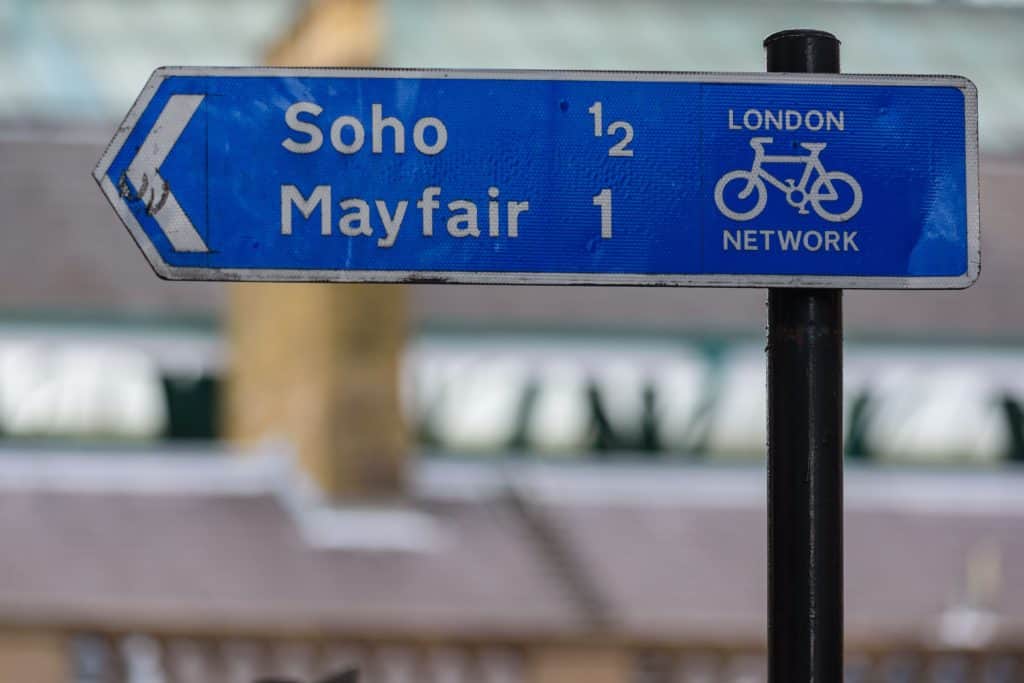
top-left (119, 93), bottom-right (209, 253)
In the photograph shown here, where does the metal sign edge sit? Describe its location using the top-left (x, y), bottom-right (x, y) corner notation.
top-left (94, 68), bottom-right (178, 281)
top-left (92, 68), bottom-right (980, 290)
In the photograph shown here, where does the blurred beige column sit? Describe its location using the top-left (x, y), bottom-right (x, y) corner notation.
top-left (0, 631), bottom-right (68, 683)
top-left (226, 0), bottom-right (408, 500)
top-left (528, 645), bottom-right (631, 683)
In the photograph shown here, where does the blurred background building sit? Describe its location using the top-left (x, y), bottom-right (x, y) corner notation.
top-left (1, 0), bottom-right (1024, 681)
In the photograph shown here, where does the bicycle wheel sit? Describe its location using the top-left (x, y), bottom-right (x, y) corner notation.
top-left (714, 170), bottom-right (767, 222)
top-left (809, 171), bottom-right (862, 223)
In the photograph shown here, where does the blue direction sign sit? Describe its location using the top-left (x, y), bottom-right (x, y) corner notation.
top-left (95, 68), bottom-right (979, 288)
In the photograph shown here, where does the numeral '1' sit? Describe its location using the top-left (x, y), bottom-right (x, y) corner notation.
top-left (593, 188), bottom-right (612, 239)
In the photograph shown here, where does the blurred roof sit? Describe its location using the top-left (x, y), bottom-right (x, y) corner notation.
top-left (1, 129), bottom-right (1021, 338)
top-left (1, 448), bottom-right (1023, 648)
top-left (0, 127), bottom-right (224, 317)
top-left (2, 0), bottom-right (1023, 152)
top-left (0, 448), bottom-right (583, 638)
top-left (1, 0), bottom-right (1022, 337)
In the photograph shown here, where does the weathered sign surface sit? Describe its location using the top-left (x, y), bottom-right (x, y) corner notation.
top-left (95, 68), bottom-right (978, 288)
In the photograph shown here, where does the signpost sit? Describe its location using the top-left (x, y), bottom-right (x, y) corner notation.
top-left (765, 30), bottom-right (845, 683)
top-left (95, 65), bottom-right (977, 288)
top-left (95, 31), bottom-right (980, 683)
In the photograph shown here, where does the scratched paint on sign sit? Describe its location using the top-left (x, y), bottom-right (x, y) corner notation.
top-left (94, 68), bottom-right (979, 289)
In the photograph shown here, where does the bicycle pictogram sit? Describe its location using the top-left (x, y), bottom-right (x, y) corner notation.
top-left (714, 137), bottom-right (863, 222)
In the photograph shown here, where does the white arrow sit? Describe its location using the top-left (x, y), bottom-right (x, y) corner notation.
top-left (122, 94), bottom-right (209, 252)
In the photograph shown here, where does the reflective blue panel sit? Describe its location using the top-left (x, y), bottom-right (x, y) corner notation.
top-left (96, 69), bottom-right (978, 289)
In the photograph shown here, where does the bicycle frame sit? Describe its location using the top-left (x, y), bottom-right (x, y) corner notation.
top-left (715, 136), bottom-right (862, 223)
top-left (740, 138), bottom-right (835, 201)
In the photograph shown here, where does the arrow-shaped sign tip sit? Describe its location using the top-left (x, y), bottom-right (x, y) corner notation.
top-left (106, 93), bottom-right (210, 254)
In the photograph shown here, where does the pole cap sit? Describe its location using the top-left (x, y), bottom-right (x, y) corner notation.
top-left (763, 29), bottom-right (840, 74)
top-left (763, 29), bottom-right (840, 48)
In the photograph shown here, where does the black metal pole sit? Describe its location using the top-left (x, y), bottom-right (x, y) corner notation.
top-left (764, 30), bottom-right (844, 683)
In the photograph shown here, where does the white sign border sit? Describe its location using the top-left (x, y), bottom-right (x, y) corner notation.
top-left (94, 67), bottom-right (980, 290)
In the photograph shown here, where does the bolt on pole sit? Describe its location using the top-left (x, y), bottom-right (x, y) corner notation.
top-left (764, 29), bottom-right (845, 683)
